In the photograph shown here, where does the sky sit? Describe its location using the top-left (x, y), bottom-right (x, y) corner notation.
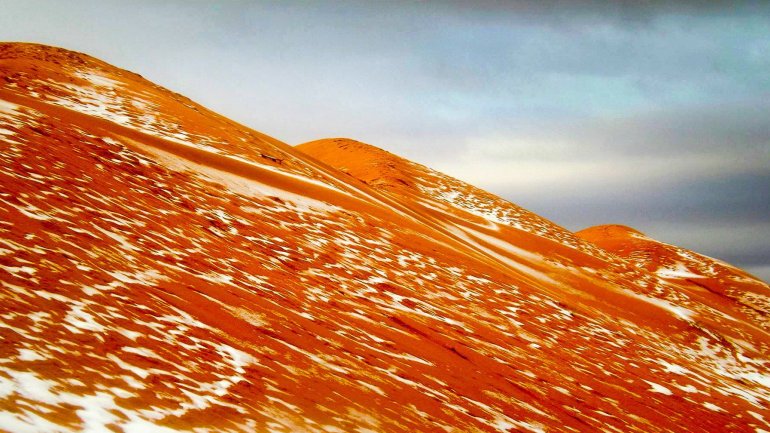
top-left (1, 0), bottom-right (769, 281)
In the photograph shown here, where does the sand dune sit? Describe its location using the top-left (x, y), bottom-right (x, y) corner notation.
top-left (1, 42), bottom-right (768, 433)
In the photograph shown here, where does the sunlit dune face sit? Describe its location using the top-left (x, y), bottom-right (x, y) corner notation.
top-left (0, 43), bottom-right (769, 433)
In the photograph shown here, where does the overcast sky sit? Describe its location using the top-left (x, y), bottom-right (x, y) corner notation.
top-left (2, 0), bottom-right (768, 281)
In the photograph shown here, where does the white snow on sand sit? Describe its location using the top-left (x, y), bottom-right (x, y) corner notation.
top-left (657, 262), bottom-right (703, 279)
top-left (644, 380), bottom-right (673, 395)
top-left (0, 99), bottom-right (18, 113)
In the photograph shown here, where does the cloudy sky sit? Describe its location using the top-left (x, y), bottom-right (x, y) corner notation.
top-left (2, 1), bottom-right (769, 280)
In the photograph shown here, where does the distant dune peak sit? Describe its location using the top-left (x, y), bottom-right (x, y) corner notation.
top-left (577, 224), bottom-right (648, 239)
top-left (298, 137), bottom-right (418, 190)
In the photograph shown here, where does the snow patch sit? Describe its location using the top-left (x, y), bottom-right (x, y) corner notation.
top-left (0, 99), bottom-right (18, 113)
top-left (76, 71), bottom-right (120, 88)
top-left (644, 380), bottom-right (673, 395)
top-left (18, 349), bottom-right (45, 362)
top-left (656, 262), bottom-right (703, 279)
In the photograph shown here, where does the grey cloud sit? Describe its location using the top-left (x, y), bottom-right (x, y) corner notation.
top-left (466, 99), bottom-right (770, 164)
top-left (500, 172), bottom-right (770, 227)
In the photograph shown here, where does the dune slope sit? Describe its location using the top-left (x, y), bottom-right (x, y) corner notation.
top-left (0, 43), bottom-right (769, 433)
